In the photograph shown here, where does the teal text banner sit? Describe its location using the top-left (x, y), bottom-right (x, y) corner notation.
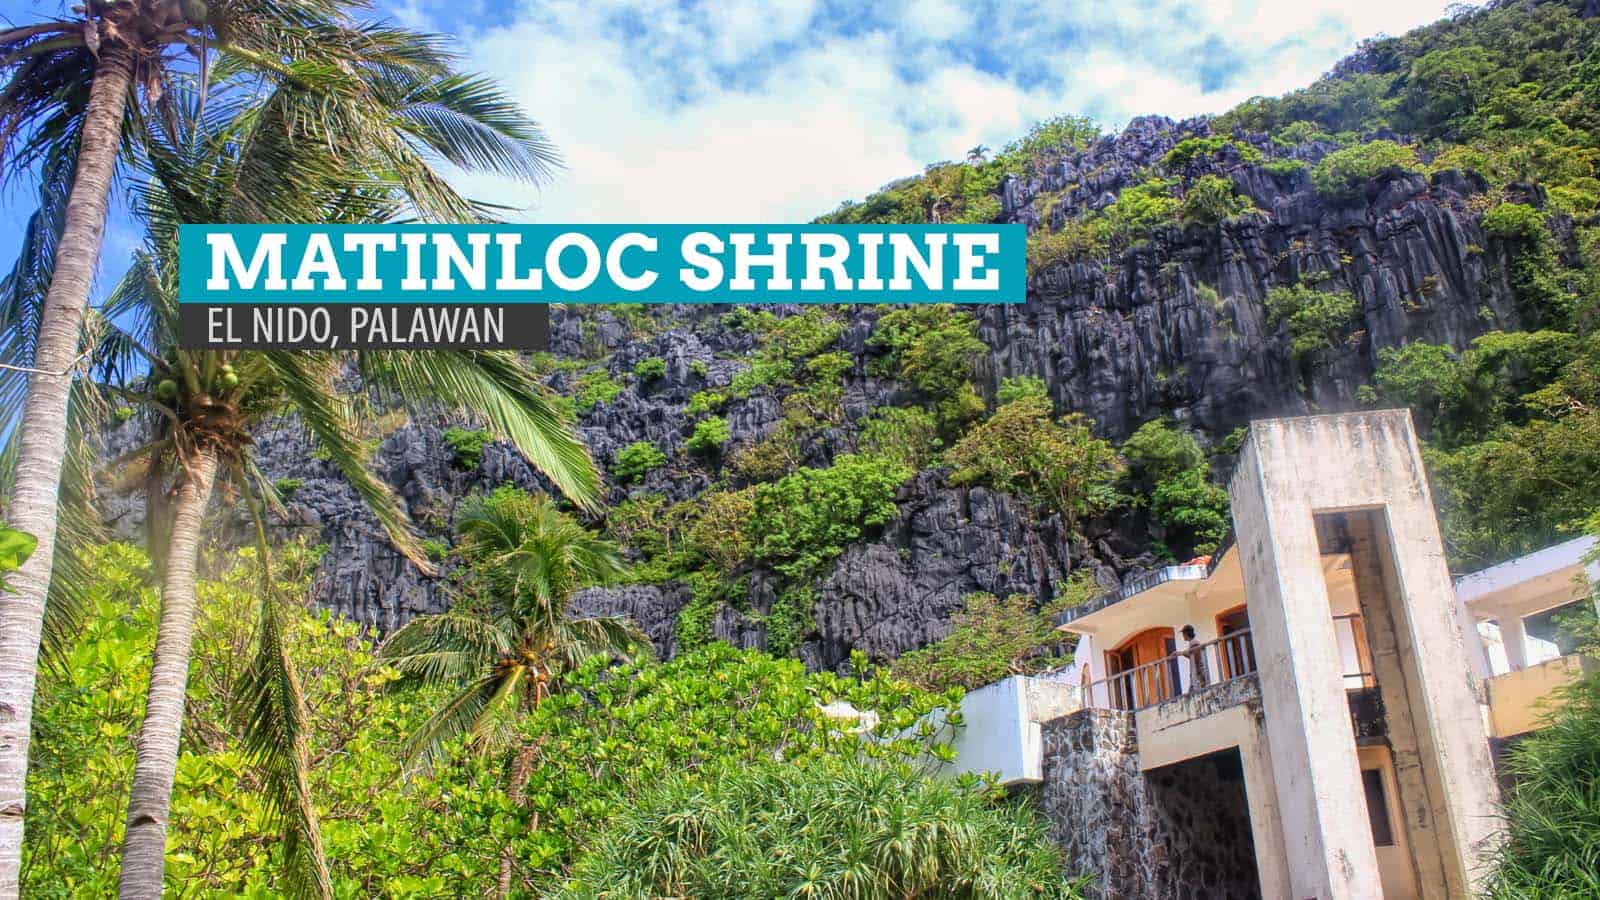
top-left (178, 224), bottom-right (1026, 304)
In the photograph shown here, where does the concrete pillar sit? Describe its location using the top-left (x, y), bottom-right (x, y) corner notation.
top-left (1229, 435), bottom-right (1380, 900)
top-left (1228, 411), bottom-right (1504, 899)
top-left (1499, 614), bottom-right (1529, 672)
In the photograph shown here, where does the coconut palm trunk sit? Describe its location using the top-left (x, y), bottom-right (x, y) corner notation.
top-left (0, 44), bottom-right (132, 897)
top-left (497, 740), bottom-right (539, 898)
top-left (118, 446), bottom-right (219, 900)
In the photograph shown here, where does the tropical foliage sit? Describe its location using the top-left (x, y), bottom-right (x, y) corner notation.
top-left (1488, 674), bottom-right (1600, 899)
top-left (565, 754), bottom-right (1085, 899)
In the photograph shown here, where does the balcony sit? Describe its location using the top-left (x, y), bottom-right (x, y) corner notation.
top-left (1080, 615), bottom-right (1380, 718)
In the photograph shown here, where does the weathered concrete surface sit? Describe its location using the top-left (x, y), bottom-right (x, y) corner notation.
top-left (1228, 411), bottom-right (1502, 899)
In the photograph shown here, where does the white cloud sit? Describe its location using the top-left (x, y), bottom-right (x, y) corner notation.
top-left (434, 0), bottom-right (1458, 224)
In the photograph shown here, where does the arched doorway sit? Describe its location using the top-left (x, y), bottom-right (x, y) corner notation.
top-left (1106, 627), bottom-right (1178, 709)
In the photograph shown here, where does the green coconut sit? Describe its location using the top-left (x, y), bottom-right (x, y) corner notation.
top-left (156, 379), bottom-right (179, 401)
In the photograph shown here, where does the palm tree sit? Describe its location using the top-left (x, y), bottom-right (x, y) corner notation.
top-left (81, 92), bottom-right (590, 899)
top-left (967, 144), bottom-right (991, 164)
top-left (0, 5), bottom-right (560, 889)
top-left (381, 486), bottom-right (650, 897)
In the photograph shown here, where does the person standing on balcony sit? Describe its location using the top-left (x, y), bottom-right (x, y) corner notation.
top-left (1181, 625), bottom-right (1209, 692)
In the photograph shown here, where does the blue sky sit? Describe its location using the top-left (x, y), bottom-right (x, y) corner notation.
top-left (0, 0), bottom-right (1459, 284)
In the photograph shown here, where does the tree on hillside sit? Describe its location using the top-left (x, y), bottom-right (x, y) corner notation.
top-left (0, 4), bottom-right (561, 891)
top-left (381, 486), bottom-right (649, 897)
top-left (946, 396), bottom-right (1125, 561)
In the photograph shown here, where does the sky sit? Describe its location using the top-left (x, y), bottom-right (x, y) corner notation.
top-left (0, 0), bottom-right (1463, 285)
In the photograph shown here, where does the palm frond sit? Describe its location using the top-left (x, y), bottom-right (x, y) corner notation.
top-left (362, 351), bottom-right (600, 511)
top-left (559, 615), bottom-right (654, 670)
top-left (381, 611), bottom-right (511, 685)
top-left (259, 351), bottom-right (431, 572)
top-left (398, 673), bottom-right (506, 772)
top-left (234, 546), bottom-right (334, 900)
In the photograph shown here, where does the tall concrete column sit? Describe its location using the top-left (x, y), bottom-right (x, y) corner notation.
top-left (1230, 434), bottom-right (1381, 899)
top-left (1228, 411), bottom-right (1503, 899)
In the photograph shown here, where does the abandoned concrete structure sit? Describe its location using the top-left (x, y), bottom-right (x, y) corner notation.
top-left (945, 411), bottom-right (1599, 899)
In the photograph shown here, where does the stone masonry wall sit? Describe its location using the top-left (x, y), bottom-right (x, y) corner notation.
top-left (1038, 708), bottom-right (1261, 899)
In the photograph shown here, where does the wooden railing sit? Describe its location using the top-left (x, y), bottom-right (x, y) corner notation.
top-left (1081, 617), bottom-right (1379, 713)
top-left (1085, 628), bottom-right (1258, 712)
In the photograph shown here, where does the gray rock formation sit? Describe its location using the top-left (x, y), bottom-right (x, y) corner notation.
top-left (101, 115), bottom-right (1549, 667)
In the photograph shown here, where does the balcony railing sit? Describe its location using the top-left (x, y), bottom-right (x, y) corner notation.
top-left (1085, 629), bottom-right (1259, 712)
top-left (1080, 617), bottom-right (1378, 713)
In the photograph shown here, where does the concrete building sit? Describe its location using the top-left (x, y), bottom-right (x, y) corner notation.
top-left (943, 411), bottom-right (1599, 899)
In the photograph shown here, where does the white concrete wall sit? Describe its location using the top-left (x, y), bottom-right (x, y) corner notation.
top-left (938, 676), bottom-right (1079, 785)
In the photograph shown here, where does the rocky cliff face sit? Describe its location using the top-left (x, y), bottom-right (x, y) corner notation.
top-left (107, 115), bottom-right (1529, 668)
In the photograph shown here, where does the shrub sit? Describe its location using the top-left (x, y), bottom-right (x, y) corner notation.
top-left (858, 406), bottom-right (942, 470)
top-left (947, 397), bottom-right (1125, 538)
top-left (1122, 420), bottom-right (1206, 484)
top-left (685, 416), bottom-right (731, 456)
top-left (748, 454), bottom-right (911, 577)
top-left (633, 356), bottom-right (667, 382)
top-left (1482, 202), bottom-right (1546, 241)
top-left (1264, 284), bottom-right (1362, 362)
top-left (1099, 177), bottom-right (1181, 240)
top-left (1026, 220), bottom-right (1107, 271)
top-left (685, 390), bottom-right (726, 416)
top-left (1486, 674), bottom-right (1600, 899)
top-left (565, 753), bottom-right (1084, 899)
top-left (421, 538), bottom-right (450, 561)
top-left (442, 426), bottom-right (491, 468)
top-left (689, 359), bottom-right (709, 379)
top-left (997, 375), bottom-right (1050, 407)
top-left (611, 441), bottom-right (667, 483)
top-left (272, 478), bottom-right (304, 501)
top-left (574, 371), bottom-right (623, 412)
top-left (1180, 175), bottom-right (1256, 226)
top-left (1161, 136), bottom-right (1262, 170)
top-left (1262, 158), bottom-right (1306, 178)
top-left (869, 305), bottom-right (987, 418)
top-left (1310, 140), bottom-right (1420, 200)
top-left (891, 579), bottom-right (1095, 693)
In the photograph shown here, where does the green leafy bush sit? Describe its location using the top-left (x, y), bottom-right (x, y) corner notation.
top-left (858, 406), bottom-right (942, 470)
top-left (272, 477), bottom-right (304, 501)
top-left (1482, 202), bottom-right (1547, 241)
top-left (574, 370), bottom-right (623, 412)
top-left (947, 397), bottom-right (1125, 539)
top-left (892, 573), bottom-right (1097, 692)
top-left (685, 416), bottom-right (731, 456)
top-left (749, 454), bottom-right (911, 577)
top-left (1180, 175), bottom-right (1256, 226)
top-left (1099, 177), bottom-right (1181, 240)
top-left (633, 356), bottom-right (667, 382)
top-left (870, 305), bottom-right (987, 401)
top-left (1264, 284), bottom-right (1362, 362)
top-left (442, 425), bottom-right (491, 468)
top-left (1310, 141), bottom-right (1420, 200)
top-left (612, 440), bottom-right (667, 483)
top-left (565, 753), bottom-right (1082, 899)
top-left (686, 390), bottom-right (726, 415)
top-left (1121, 420), bottom-right (1230, 557)
top-left (1161, 136), bottom-right (1262, 170)
top-left (997, 375), bottom-right (1050, 406)
top-left (1262, 158), bottom-right (1306, 178)
top-left (1026, 221), bottom-right (1107, 271)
